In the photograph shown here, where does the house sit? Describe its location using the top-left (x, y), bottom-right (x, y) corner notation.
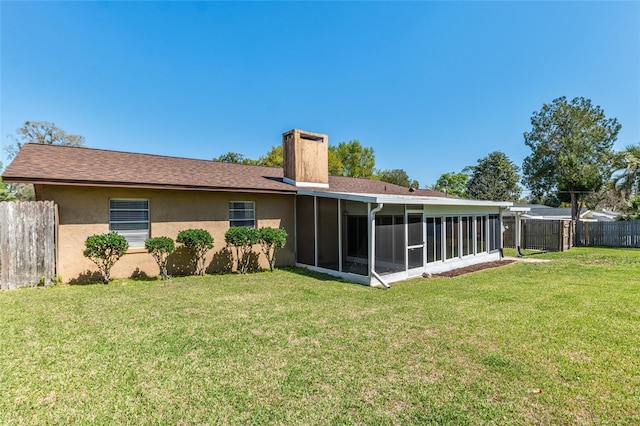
top-left (2, 129), bottom-right (512, 287)
top-left (507, 204), bottom-right (620, 222)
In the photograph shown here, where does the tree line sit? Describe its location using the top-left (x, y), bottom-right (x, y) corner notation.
top-left (212, 141), bottom-right (419, 188)
top-left (3, 98), bottom-right (640, 221)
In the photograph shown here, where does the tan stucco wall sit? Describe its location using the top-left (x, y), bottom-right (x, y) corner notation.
top-left (41, 186), bottom-right (295, 282)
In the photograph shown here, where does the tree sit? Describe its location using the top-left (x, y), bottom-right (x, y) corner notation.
top-left (612, 144), bottom-right (640, 201)
top-left (431, 172), bottom-right (469, 197)
top-left (327, 149), bottom-right (343, 176)
top-left (0, 162), bottom-right (16, 201)
top-left (218, 144), bottom-right (343, 174)
top-left (618, 195), bottom-right (640, 220)
top-left (176, 229), bottom-right (214, 276)
top-left (83, 232), bottom-right (129, 283)
top-left (522, 97), bottom-right (621, 222)
top-left (5, 121), bottom-right (85, 200)
top-left (212, 152), bottom-right (257, 165)
top-left (467, 151), bottom-right (521, 202)
top-left (225, 227), bottom-right (260, 274)
top-left (212, 141), bottom-right (366, 177)
top-left (6, 120), bottom-right (85, 159)
top-left (329, 140), bottom-right (375, 178)
top-left (145, 236), bottom-right (175, 280)
top-left (257, 145), bottom-right (283, 167)
top-left (376, 169), bottom-right (419, 188)
top-left (258, 227), bottom-right (288, 271)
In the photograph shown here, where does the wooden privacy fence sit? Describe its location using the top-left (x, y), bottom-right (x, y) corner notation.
top-left (0, 201), bottom-right (58, 290)
top-left (504, 218), bottom-right (572, 252)
top-left (576, 220), bottom-right (640, 248)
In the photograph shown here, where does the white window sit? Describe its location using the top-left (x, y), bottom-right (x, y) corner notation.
top-left (109, 199), bottom-right (149, 247)
top-left (229, 201), bottom-right (255, 227)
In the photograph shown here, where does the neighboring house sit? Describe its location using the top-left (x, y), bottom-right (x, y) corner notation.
top-left (508, 204), bottom-right (619, 222)
top-left (2, 129), bottom-right (512, 287)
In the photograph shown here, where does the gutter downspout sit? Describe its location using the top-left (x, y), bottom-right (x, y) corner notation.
top-left (370, 203), bottom-right (390, 289)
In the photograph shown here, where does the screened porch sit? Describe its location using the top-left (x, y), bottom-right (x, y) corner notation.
top-left (294, 192), bottom-right (510, 287)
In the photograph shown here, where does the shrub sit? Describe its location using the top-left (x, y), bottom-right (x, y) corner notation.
top-left (259, 227), bottom-right (288, 271)
top-left (83, 231), bottom-right (129, 283)
top-left (145, 236), bottom-right (175, 280)
top-left (176, 229), bottom-right (213, 276)
top-left (225, 227), bottom-right (260, 274)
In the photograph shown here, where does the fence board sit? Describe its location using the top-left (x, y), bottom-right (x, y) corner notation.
top-left (576, 220), bottom-right (640, 248)
top-left (503, 218), bottom-right (571, 252)
top-left (0, 201), bottom-right (57, 290)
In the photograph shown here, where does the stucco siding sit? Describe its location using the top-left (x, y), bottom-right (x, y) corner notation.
top-left (41, 186), bottom-right (295, 282)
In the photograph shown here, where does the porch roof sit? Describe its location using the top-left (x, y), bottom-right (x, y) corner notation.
top-left (297, 189), bottom-right (513, 208)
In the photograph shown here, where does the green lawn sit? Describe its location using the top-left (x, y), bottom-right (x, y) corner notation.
top-left (1, 248), bottom-right (639, 425)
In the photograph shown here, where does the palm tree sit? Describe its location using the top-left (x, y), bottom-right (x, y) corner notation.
top-left (612, 144), bottom-right (640, 201)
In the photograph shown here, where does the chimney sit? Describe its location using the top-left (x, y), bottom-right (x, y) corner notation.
top-left (282, 129), bottom-right (329, 188)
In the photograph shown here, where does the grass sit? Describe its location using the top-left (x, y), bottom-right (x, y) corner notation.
top-left (1, 247), bottom-right (639, 425)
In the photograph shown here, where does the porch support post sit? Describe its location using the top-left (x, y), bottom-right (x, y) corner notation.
top-left (369, 202), bottom-right (389, 288)
top-left (515, 211), bottom-right (522, 256)
top-left (314, 196), bottom-right (318, 267)
top-left (367, 203), bottom-right (372, 281)
top-left (338, 198), bottom-right (342, 272)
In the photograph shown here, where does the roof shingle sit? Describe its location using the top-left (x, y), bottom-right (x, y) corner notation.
top-left (3, 144), bottom-right (445, 197)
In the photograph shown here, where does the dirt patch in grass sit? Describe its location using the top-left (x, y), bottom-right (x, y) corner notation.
top-left (429, 260), bottom-right (517, 278)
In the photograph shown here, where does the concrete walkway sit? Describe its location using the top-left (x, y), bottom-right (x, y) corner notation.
top-left (503, 256), bottom-right (551, 263)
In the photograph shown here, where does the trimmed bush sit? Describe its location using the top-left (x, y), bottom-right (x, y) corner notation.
top-left (83, 231), bottom-right (129, 283)
top-left (225, 227), bottom-right (260, 274)
top-left (259, 227), bottom-right (288, 271)
top-left (145, 236), bottom-right (175, 280)
top-left (176, 229), bottom-right (213, 276)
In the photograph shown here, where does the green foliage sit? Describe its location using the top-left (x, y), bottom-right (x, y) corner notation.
top-left (257, 145), bottom-right (283, 167)
top-left (145, 236), bottom-right (175, 280)
top-left (329, 140), bottom-right (376, 178)
top-left (7, 184), bottom-right (34, 201)
top-left (522, 96), bottom-right (621, 222)
top-left (376, 169), bottom-right (419, 188)
top-left (327, 149), bottom-right (343, 176)
top-left (83, 232), bottom-right (129, 283)
top-left (612, 144), bottom-right (640, 201)
top-left (210, 140), bottom-right (376, 180)
top-left (258, 227), bottom-right (288, 271)
top-left (617, 195), bottom-right (640, 221)
top-left (527, 192), bottom-right (562, 208)
top-left (0, 162), bottom-right (17, 201)
top-left (176, 229), bottom-right (213, 276)
top-left (212, 152), bottom-right (258, 165)
top-left (466, 151), bottom-right (521, 202)
top-left (432, 172), bottom-right (469, 197)
top-left (225, 226), bottom-right (260, 274)
top-left (5, 120), bottom-right (85, 159)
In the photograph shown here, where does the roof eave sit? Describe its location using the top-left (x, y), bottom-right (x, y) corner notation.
top-left (2, 177), bottom-right (297, 195)
top-left (297, 189), bottom-right (513, 208)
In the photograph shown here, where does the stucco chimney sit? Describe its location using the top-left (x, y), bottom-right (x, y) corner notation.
top-left (282, 129), bottom-right (329, 188)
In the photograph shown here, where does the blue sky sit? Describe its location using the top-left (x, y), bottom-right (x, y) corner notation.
top-left (1, 1), bottom-right (639, 188)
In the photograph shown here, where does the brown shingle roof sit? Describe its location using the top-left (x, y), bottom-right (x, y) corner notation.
top-left (3, 144), bottom-right (294, 194)
top-left (3, 143), bottom-right (445, 197)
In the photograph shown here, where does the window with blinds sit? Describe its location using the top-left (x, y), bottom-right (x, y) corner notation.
top-left (109, 199), bottom-right (149, 247)
top-left (229, 201), bottom-right (255, 227)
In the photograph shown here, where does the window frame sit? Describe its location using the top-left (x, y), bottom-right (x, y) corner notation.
top-left (109, 198), bottom-right (149, 248)
top-left (229, 201), bottom-right (256, 228)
